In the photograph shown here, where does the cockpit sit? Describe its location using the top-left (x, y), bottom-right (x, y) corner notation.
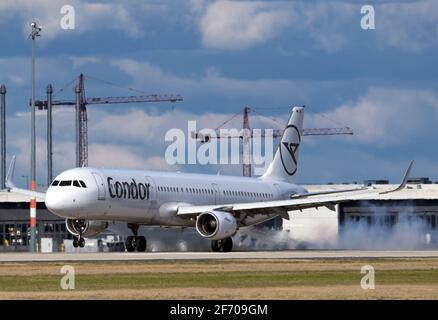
top-left (51, 180), bottom-right (87, 188)
top-left (45, 168), bottom-right (101, 219)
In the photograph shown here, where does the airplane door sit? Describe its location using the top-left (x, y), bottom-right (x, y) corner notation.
top-left (145, 176), bottom-right (157, 213)
top-left (212, 183), bottom-right (220, 204)
top-left (91, 172), bottom-right (106, 200)
top-left (145, 176), bottom-right (156, 202)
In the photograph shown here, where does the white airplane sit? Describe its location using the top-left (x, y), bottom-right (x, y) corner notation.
top-left (6, 106), bottom-right (413, 252)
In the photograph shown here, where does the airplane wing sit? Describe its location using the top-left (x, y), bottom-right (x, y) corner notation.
top-left (177, 161), bottom-right (414, 227)
top-left (4, 156), bottom-right (46, 202)
top-left (290, 160), bottom-right (413, 199)
top-left (178, 190), bottom-right (376, 217)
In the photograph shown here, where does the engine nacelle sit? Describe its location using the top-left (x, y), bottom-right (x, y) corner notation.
top-left (196, 211), bottom-right (237, 240)
top-left (66, 219), bottom-right (109, 238)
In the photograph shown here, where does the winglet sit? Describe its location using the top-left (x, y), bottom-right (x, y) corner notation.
top-left (5, 155), bottom-right (16, 189)
top-left (380, 160), bottom-right (413, 195)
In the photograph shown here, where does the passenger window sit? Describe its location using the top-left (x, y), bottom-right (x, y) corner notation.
top-left (73, 180), bottom-right (80, 188)
top-left (59, 180), bottom-right (72, 186)
top-left (79, 181), bottom-right (87, 188)
top-left (51, 180), bottom-right (59, 186)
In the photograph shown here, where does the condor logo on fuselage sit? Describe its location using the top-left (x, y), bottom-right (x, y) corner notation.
top-left (107, 177), bottom-right (150, 200)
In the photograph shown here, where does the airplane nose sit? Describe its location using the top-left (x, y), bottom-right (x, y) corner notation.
top-left (45, 187), bottom-right (84, 218)
top-left (45, 188), bottom-right (63, 214)
top-left (45, 187), bottom-right (76, 217)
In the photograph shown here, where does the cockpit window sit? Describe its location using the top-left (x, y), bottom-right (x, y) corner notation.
top-left (73, 180), bottom-right (80, 188)
top-left (59, 180), bottom-right (72, 186)
top-left (51, 180), bottom-right (59, 186)
top-left (79, 180), bottom-right (87, 188)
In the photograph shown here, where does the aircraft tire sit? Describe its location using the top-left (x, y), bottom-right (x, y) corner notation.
top-left (125, 236), bottom-right (136, 252)
top-left (222, 237), bottom-right (233, 252)
top-left (211, 240), bottom-right (221, 252)
top-left (137, 236), bottom-right (147, 252)
top-left (73, 237), bottom-right (79, 248)
top-left (78, 237), bottom-right (85, 248)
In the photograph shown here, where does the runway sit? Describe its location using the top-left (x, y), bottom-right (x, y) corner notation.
top-left (1, 250), bottom-right (438, 262)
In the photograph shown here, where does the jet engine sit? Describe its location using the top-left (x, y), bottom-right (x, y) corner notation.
top-left (66, 218), bottom-right (109, 238)
top-left (196, 211), bottom-right (237, 240)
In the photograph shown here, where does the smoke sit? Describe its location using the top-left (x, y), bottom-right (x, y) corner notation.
top-left (235, 203), bottom-right (437, 251)
top-left (335, 218), bottom-right (432, 250)
top-left (333, 202), bottom-right (436, 250)
top-left (234, 228), bottom-right (304, 250)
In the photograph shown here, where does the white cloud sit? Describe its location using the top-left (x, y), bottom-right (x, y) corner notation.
top-left (197, 0), bottom-right (294, 50)
top-left (70, 56), bottom-right (101, 68)
top-left (377, 0), bottom-right (438, 52)
top-left (0, 0), bottom-right (144, 41)
top-left (110, 58), bottom-right (312, 102)
top-left (306, 87), bottom-right (438, 145)
top-left (192, 0), bottom-right (438, 53)
top-left (295, 1), bottom-right (354, 53)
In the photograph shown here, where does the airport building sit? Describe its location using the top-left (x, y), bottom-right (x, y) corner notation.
top-left (0, 191), bottom-right (70, 252)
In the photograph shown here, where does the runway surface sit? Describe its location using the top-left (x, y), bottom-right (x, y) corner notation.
top-left (1, 250), bottom-right (438, 262)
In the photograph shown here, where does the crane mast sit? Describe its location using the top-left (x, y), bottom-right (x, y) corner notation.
top-left (33, 74), bottom-right (183, 169)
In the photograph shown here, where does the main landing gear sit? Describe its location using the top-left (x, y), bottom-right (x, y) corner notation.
top-left (125, 223), bottom-right (147, 252)
top-left (211, 237), bottom-right (233, 252)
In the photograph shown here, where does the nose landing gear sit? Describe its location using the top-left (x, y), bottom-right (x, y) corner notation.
top-left (125, 223), bottom-right (147, 252)
top-left (73, 236), bottom-right (85, 248)
top-left (73, 219), bottom-right (87, 248)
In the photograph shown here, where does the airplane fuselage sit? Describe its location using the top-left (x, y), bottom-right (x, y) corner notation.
top-left (45, 167), bottom-right (307, 227)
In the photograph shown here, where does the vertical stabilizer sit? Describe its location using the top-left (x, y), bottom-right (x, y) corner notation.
top-left (261, 106), bottom-right (304, 183)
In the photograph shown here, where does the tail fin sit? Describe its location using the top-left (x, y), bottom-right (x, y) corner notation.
top-left (261, 106), bottom-right (304, 182)
top-left (5, 155), bottom-right (16, 189)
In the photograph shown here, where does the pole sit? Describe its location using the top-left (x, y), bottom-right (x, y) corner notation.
top-left (242, 106), bottom-right (251, 177)
top-left (47, 84), bottom-right (52, 186)
top-left (30, 22), bottom-right (41, 253)
top-left (75, 85), bottom-right (81, 167)
top-left (0, 85), bottom-right (6, 190)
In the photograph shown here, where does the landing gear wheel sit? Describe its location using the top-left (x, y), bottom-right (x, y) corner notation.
top-left (78, 237), bottom-right (85, 248)
top-left (137, 236), bottom-right (147, 252)
top-left (73, 237), bottom-right (79, 248)
top-left (125, 236), bottom-right (136, 252)
top-left (211, 240), bottom-right (221, 252)
top-left (222, 237), bottom-right (233, 252)
top-left (211, 237), bottom-right (233, 252)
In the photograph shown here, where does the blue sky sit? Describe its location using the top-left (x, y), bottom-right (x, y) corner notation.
top-left (0, 0), bottom-right (437, 187)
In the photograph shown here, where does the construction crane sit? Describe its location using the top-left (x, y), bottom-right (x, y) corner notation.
top-left (33, 73), bottom-right (183, 170)
top-left (193, 106), bottom-right (353, 177)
